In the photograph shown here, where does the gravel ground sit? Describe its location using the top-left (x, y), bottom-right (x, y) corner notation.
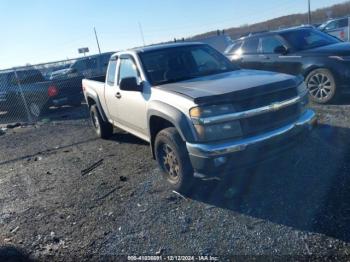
top-left (0, 102), bottom-right (350, 261)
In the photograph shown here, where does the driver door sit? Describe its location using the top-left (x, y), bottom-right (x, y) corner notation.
top-left (259, 35), bottom-right (301, 75)
top-left (115, 55), bottom-right (148, 139)
top-left (104, 57), bottom-right (119, 121)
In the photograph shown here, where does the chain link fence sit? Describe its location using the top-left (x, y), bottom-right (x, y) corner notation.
top-left (0, 52), bottom-right (113, 125)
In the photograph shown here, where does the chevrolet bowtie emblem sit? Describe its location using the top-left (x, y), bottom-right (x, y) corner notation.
top-left (271, 102), bottom-right (281, 111)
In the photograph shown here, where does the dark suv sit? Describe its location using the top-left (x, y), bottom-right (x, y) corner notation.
top-left (225, 26), bottom-right (350, 103)
top-left (50, 52), bottom-right (113, 80)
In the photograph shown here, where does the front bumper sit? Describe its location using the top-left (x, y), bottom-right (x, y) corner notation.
top-left (186, 109), bottom-right (317, 176)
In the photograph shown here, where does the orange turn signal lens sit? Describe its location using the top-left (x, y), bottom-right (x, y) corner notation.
top-left (189, 107), bottom-right (201, 118)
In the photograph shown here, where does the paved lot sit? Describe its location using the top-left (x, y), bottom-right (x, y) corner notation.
top-left (0, 102), bottom-right (350, 261)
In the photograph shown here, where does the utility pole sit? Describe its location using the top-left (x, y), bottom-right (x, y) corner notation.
top-left (94, 27), bottom-right (101, 54)
top-left (308, 0), bottom-right (311, 25)
top-left (138, 22), bottom-right (146, 46)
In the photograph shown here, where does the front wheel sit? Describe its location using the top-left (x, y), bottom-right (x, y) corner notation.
top-left (90, 105), bottom-right (113, 139)
top-left (155, 127), bottom-right (194, 194)
top-left (305, 68), bottom-right (337, 104)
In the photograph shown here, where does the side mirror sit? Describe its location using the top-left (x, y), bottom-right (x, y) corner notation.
top-left (119, 77), bottom-right (142, 91)
top-left (274, 45), bottom-right (288, 55)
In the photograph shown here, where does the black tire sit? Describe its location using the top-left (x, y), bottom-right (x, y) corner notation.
top-left (90, 105), bottom-right (113, 139)
top-left (28, 101), bottom-right (49, 119)
top-left (305, 68), bottom-right (338, 104)
top-left (155, 127), bottom-right (194, 194)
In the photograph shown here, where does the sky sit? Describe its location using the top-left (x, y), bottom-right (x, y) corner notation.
top-left (0, 0), bottom-right (347, 69)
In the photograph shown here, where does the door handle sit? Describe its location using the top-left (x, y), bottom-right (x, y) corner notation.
top-left (259, 55), bottom-right (270, 60)
top-left (115, 92), bottom-right (121, 99)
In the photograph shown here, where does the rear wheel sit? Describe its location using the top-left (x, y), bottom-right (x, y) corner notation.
top-left (155, 127), bottom-right (194, 194)
top-left (29, 102), bottom-right (42, 117)
top-left (90, 105), bottom-right (113, 139)
top-left (305, 68), bottom-right (337, 104)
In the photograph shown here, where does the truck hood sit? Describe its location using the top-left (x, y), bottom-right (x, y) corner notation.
top-left (156, 69), bottom-right (301, 104)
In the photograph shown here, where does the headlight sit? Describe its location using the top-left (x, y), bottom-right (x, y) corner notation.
top-left (190, 104), bottom-right (242, 141)
top-left (190, 104), bottom-right (235, 118)
top-left (193, 121), bottom-right (242, 141)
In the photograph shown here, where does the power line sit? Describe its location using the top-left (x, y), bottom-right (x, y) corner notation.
top-left (308, 0), bottom-right (312, 24)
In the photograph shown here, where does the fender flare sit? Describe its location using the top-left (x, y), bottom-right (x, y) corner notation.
top-left (85, 90), bottom-right (108, 122)
top-left (147, 101), bottom-right (196, 157)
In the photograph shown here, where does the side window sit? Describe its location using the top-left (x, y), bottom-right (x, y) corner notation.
top-left (242, 38), bottom-right (259, 54)
top-left (339, 18), bottom-right (348, 28)
top-left (260, 36), bottom-right (284, 53)
top-left (73, 60), bottom-right (87, 71)
top-left (102, 54), bottom-right (112, 66)
top-left (86, 58), bottom-right (98, 69)
top-left (106, 59), bottom-right (117, 85)
top-left (325, 21), bottom-right (337, 31)
top-left (118, 58), bottom-right (139, 84)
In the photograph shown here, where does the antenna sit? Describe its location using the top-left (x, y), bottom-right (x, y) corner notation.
top-left (138, 22), bottom-right (146, 46)
top-left (94, 27), bottom-right (102, 54)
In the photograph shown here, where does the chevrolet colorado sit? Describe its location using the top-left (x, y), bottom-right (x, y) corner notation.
top-left (82, 42), bottom-right (317, 193)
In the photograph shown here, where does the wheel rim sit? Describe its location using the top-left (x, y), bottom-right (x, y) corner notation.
top-left (29, 103), bottom-right (40, 117)
top-left (158, 143), bottom-right (180, 183)
top-left (91, 111), bottom-right (100, 132)
top-left (307, 72), bottom-right (334, 101)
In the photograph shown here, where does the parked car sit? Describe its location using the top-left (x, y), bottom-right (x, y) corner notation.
top-left (225, 26), bottom-right (350, 103)
top-left (47, 52), bottom-right (114, 108)
top-left (318, 17), bottom-right (349, 42)
top-left (0, 68), bottom-right (83, 118)
top-left (50, 52), bottom-right (113, 80)
top-left (83, 42), bottom-right (316, 193)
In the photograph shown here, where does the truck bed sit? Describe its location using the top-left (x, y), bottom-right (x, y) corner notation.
top-left (82, 78), bottom-right (106, 105)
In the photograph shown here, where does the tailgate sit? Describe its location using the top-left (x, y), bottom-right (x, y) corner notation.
top-left (53, 76), bottom-right (84, 97)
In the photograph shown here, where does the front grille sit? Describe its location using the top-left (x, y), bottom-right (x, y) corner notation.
top-left (235, 87), bottom-right (300, 137)
top-left (240, 104), bottom-right (300, 137)
top-left (235, 87), bottom-right (297, 111)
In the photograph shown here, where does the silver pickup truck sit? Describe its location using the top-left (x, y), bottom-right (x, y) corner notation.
top-left (82, 42), bottom-right (317, 193)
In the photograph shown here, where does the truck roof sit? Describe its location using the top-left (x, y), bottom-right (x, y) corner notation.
top-left (112, 42), bottom-right (205, 58)
top-left (236, 25), bottom-right (316, 41)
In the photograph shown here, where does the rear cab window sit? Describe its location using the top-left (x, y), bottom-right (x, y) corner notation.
top-left (106, 58), bottom-right (117, 85)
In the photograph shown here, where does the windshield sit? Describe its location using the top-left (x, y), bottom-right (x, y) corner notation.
top-left (280, 28), bottom-right (340, 51)
top-left (139, 45), bottom-right (239, 85)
